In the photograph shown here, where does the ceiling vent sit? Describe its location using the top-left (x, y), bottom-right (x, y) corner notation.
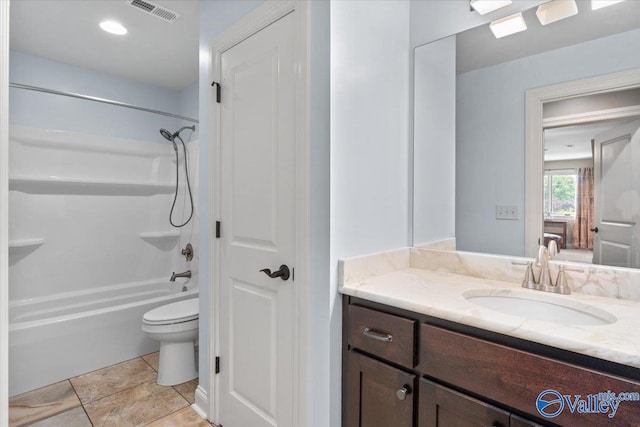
top-left (126, 0), bottom-right (181, 23)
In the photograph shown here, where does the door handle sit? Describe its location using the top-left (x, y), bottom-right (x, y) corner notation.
top-left (260, 265), bottom-right (290, 281)
top-left (590, 227), bottom-right (599, 233)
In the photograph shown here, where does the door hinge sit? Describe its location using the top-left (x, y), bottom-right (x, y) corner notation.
top-left (215, 356), bottom-right (220, 374)
top-left (216, 221), bottom-right (221, 238)
top-left (211, 81), bottom-right (221, 103)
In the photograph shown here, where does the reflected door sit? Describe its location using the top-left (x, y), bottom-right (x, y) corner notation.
top-left (218, 11), bottom-right (296, 427)
top-left (593, 119), bottom-right (640, 268)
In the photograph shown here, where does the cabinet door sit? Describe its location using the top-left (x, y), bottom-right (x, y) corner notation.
top-left (345, 351), bottom-right (415, 427)
top-left (419, 379), bottom-right (510, 427)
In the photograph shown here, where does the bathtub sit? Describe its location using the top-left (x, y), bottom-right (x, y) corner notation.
top-left (9, 279), bottom-right (198, 396)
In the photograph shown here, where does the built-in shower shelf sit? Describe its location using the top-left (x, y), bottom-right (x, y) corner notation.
top-left (9, 176), bottom-right (174, 196)
top-left (9, 238), bottom-right (45, 250)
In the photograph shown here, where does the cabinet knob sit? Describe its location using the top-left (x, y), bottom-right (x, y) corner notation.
top-left (396, 385), bottom-right (411, 401)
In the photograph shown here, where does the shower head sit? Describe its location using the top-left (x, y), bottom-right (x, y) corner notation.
top-left (160, 126), bottom-right (195, 142)
top-left (160, 128), bottom-right (174, 142)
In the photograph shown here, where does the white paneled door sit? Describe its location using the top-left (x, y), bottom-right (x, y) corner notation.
top-left (593, 119), bottom-right (640, 268)
top-left (218, 10), bottom-right (296, 427)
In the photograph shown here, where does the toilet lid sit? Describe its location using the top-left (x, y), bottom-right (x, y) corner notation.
top-left (143, 298), bottom-right (199, 325)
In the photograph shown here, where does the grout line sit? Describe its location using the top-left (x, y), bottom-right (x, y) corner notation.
top-left (141, 353), bottom-right (159, 372)
top-left (81, 378), bottom-right (159, 407)
top-left (71, 357), bottom-right (157, 405)
top-left (14, 355), bottom-right (200, 427)
top-left (67, 378), bottom-right (95, 427)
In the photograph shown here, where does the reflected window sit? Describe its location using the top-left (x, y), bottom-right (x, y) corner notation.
top-left (543, 169), bottom-right (576, 218)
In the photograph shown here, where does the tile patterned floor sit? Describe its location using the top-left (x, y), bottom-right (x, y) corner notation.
top-left (9, 353), bottom-right (213, 427)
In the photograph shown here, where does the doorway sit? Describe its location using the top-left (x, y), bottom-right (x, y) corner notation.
top-left (524, 69), bottom-right (640, 265)
top-left (208, 2), bottom-right (310, 427)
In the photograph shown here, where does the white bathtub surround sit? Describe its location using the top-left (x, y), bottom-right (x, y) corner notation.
top-left (8, 125), bottom-right (199, 396)
top-left (9, 280), bottom-right (197, 396)
top-left (339, 247), bottom-right (640, 369)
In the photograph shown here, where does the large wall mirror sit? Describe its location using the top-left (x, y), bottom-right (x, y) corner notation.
top-left (413, 0), bottom-right (640, 269)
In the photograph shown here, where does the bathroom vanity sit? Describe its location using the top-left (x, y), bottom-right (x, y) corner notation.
top-left (340, 248), bottom-right (640, 426)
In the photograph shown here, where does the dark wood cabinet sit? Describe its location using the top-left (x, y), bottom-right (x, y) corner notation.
top-left (343, 296), bottom-right (640, 427)
top-left (347, 304), bottom-right (415, 368)
top-left (510, 414), bottom-right (544, 427)
top-left (419, 379), bottom-right (510, 427)
top-left (345, 351), bottom-right (415, 427)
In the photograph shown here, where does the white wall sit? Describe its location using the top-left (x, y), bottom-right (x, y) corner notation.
top-left (197, 0), bottom-right (265, 398)
top-left (456, 28), bottom-right (640, 256)
top-left (331, 1), bottom-right (411, 425)
top-left (413, 35), bottom-right (456, 246)
top-left (9, 51), bottom-right (197, 142)
top-left (307, 1), bottom-right (331, 427)
top-left (177, 81), bottom-right (200, 140)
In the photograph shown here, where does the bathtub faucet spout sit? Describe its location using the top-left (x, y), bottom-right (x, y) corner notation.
top-left (170, 270), bottom-right (191, 282)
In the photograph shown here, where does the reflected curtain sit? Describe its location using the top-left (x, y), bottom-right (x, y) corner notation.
top-left (573, 168), bottom-right (594, 249)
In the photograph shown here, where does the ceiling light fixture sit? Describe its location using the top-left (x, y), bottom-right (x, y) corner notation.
top-left (470, 0), bottom-right (512, 15)
top-left (591, 0), bottom-right (625, 10)
top-left (489, 12), bottom-right (527, 39)
top-left (99, 20), bottom-right (128, 35)
top-left (536, 0), bottom-right (578, 26)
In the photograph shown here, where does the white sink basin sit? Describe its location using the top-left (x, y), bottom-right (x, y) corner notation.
top-left (463, 290), bottom-right (616, 326)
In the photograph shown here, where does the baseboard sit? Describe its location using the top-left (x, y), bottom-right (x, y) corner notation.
top-left (192, 385), bottom-right (209, 420)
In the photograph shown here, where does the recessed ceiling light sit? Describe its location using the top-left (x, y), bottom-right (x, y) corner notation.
top-left (99, 20), bottom-right (128, 35)
top-left (489, 12), bottom-right (527, 39)
top-left (536, 0), bottom-right (578, 26)
top-left (591, 0), bottom-right (625, 10)
top-left (470, 0), bottom-right (512, 15)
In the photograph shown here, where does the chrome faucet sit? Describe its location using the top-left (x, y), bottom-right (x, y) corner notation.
top-left (170, 270), bottom-right (191, 282)
top-left (536, 245), bottom-right (553, 288)
top-left (516, 246), bottom-right (572, 294)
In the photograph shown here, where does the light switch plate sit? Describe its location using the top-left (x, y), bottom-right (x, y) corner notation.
top-left (496, 205), bottom-right (518, 220)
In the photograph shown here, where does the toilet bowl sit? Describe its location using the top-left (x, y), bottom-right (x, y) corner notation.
top-left (142, 298), bottom-right (199, 386)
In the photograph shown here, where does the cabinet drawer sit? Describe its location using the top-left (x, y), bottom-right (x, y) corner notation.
top-left (419, 324), bottom-right (640, 426)
top-left (348, 305), bottom-right (415, 368)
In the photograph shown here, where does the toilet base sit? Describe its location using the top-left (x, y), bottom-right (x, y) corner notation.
top-left (157, 341), bottom-right (198, 386)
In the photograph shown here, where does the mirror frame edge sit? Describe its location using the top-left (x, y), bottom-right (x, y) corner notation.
top-left (524, 68), bottom-right (640, 259)
top-left (1, 0), bottom-right (9, 422)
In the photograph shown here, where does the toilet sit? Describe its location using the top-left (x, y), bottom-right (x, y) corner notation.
top-left (142, 298), bottom-right (199, 386)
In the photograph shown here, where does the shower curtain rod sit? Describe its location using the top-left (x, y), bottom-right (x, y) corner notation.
top-left (9, 82), bottom-right (199, 124)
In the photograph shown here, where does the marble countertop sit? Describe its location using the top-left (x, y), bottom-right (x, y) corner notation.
top-left (339, 267), bottom-right (640, 369)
